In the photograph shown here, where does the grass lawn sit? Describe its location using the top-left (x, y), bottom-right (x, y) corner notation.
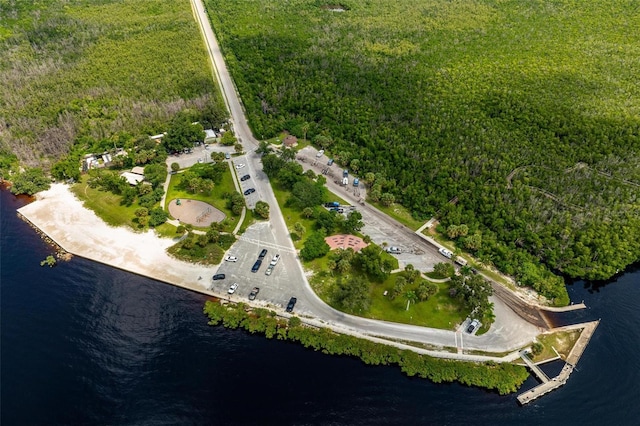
top-left (164, 167), bottom-right (238, 232)
top-left (366, 201), bottom-right (424, 231)
top-left (367, 278), bottom-right (467, 329)
top-left (271, 184), bottom-right (316, 250)
top-left (167, 240), bottom-right (225, 265)
top-left (237, 209), bottom-right (256, 234)
top-left (532, 330), bottom-right (581, 362)
top-left (71, 176), bottom-right (139, 228)
top-left (310, 268), bottom-right (467, 330)
top-left (154, 222), bottom-right (180, 239)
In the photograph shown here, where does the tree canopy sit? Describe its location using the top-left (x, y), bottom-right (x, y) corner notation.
top-left (207, 0), bottom-right (640, 299)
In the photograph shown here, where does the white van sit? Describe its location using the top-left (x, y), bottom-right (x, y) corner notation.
top-left (454, 257), bottom-right (467, 267)
top-left (438, 248), bottom-right (453, 259)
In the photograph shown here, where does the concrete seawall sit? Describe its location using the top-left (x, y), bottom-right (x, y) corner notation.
top-left (517, 320), bottom-right (600, 405)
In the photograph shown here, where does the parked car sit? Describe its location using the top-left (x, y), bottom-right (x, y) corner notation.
top-left (466, 319), bottom-right (480, 334)
top-left (327, 159), bottom-right (334, 166)
top-left (240, 174), bottom-right (250, 181)
top-left (251, 259), bottom-right (262, 273)
top-left (316, 149), bottom-right (324, 158)
top-left (235, 163), bottom-right (245, 169)
top-left (224, 255), bottom-right (238, 262)
top-left (212, 274), bottom-right (225, 280)
top-left (227, 283), bottom-right (239, 294)
top-left (270, 254), bottom-right (280, 266)
top-left (286, 297), bottom-right (297, 313)
top-left (225, 152), bottom-right (231, 159)
top-left (258, 249), bottom-right (268, 259)
top-left (386, 246), bottom-right (401, 254)
top-left (438, 248), bottom-right (453, 259)
top-left (248, 287), bottom-right (260, 300)
top-left (243, 188), bottom-right (255, 195)
top-left (265, 265), bottom-right (274, 276)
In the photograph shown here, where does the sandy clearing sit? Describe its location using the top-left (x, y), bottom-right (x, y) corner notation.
top-left (18, 183), bottom-right (217, 294)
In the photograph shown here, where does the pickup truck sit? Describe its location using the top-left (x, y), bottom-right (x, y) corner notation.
top-left (248, 287), bottom-right (260, 300)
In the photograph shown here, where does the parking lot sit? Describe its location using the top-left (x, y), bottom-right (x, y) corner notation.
top-left (297, 146), bottom-right (442, 272)
top-left (168, 143), bottom-right (235, 169)
top-left (208, 222), bottom-right (300, 310)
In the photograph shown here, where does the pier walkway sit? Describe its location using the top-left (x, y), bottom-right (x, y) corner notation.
top-left (517, 320), bottom-right (600, 405)
top-left (519, 351), bottom-right (550, 383)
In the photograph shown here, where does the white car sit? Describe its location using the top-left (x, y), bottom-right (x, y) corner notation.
top-left (438, 247), bottom-right (453, 259)
top-left (235, 163), bottom-right (245, 169)
top-left (227, 283), bottom-right (239, 294)
top-left (270, 254), bottom-right (280, 266)
top-left (316, 149), bottom-right (325, 158)
top-left (466, 319), bottom-right (480, 334)
top-left (224, 255), bottom-right (238, 262)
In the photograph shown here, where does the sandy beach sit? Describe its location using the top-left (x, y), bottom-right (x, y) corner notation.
top-left (17, 183), bottom-right (216, 295)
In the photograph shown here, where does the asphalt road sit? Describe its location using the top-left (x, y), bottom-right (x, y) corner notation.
top-left (189, 0), bottom-right (542, 353)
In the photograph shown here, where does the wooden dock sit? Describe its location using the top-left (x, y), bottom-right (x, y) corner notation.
top-left (517, 320), bottom-right (600, 405)
top-left (519, 351), bottom-right (550, 383)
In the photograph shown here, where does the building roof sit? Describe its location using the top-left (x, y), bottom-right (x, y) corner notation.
top-left (120, 172), bottom-right (145, 186)
top-left (283, 135), bottom-right (298, 147)
top-left (204, 129), bottom-right (217, 140)
top-left (131, 166), bottom-right (145, 175)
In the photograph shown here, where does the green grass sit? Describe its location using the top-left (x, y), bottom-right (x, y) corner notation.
top-left (310, 268), bottom-right (467, 330)
top-left (366, 201), bottom-right (424, 231)
top-left (164, 167), bottom-right (238, 232)
top-left (71, 176), bottom-right (139, 228)
top-left (367, 278), bottom-right (467, 329)
top-left (237, 210), bottom-right (256, 234)
top-left (167, 240), bottom-right (225, 264)
top-left (271, 184), bottom-right (316, 249)
top-left (532, 330), bottom-right (581, 363)
top-left (154, 222), bottom-right (180, 239)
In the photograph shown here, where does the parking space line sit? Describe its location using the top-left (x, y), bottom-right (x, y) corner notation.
top-left (236, 236), bottom-right (297, 253)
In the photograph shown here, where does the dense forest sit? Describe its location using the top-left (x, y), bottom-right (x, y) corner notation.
top-left (205, 0), bottom-right (640, 288)
top-left (0, 0), bottom-right (226, 171)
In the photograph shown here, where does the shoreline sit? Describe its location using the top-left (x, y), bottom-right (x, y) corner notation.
top-left (17, 183), bottom-right (218, 298)
top-left (16, 184), bottom-right (596, 368)
top-left (15, 183), bottom-right (530, 361)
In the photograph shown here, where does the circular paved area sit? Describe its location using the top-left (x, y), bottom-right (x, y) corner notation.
top-left (325, 234), bottom-right (368, 252)
top-left (168, 199), bottom-right (225, 227)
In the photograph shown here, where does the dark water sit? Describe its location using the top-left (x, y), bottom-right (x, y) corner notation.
top-left (2, 188), bottom-right (639, 425)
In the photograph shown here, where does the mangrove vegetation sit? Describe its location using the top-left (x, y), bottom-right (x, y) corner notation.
top-left (204, 299), bottom-right (529, 395)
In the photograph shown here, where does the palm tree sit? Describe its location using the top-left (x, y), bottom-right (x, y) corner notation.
top-left (301, 122), bottom-right (310, 142)
top-left (404, 290), bottom-right (418, 311)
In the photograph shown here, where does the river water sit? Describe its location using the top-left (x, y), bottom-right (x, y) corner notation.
top-left (1, 188), bottom-right (638, 425)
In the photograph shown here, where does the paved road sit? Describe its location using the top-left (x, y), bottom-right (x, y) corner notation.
top-left (189, 0), bottom-right (542, 353)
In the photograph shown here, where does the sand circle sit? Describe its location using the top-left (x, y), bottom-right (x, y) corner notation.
top-left (168, 199), bottom-right (225, 227)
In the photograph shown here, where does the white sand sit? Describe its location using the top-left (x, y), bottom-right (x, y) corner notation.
top-left (18, 183), bottom-right (216, 294)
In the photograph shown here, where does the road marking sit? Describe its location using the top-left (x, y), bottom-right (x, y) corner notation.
top-left (237, 236), bottom-right (297, 253)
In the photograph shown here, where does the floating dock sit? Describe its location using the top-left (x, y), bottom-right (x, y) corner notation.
top-left (517, 320), bottom-right (599, 405)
